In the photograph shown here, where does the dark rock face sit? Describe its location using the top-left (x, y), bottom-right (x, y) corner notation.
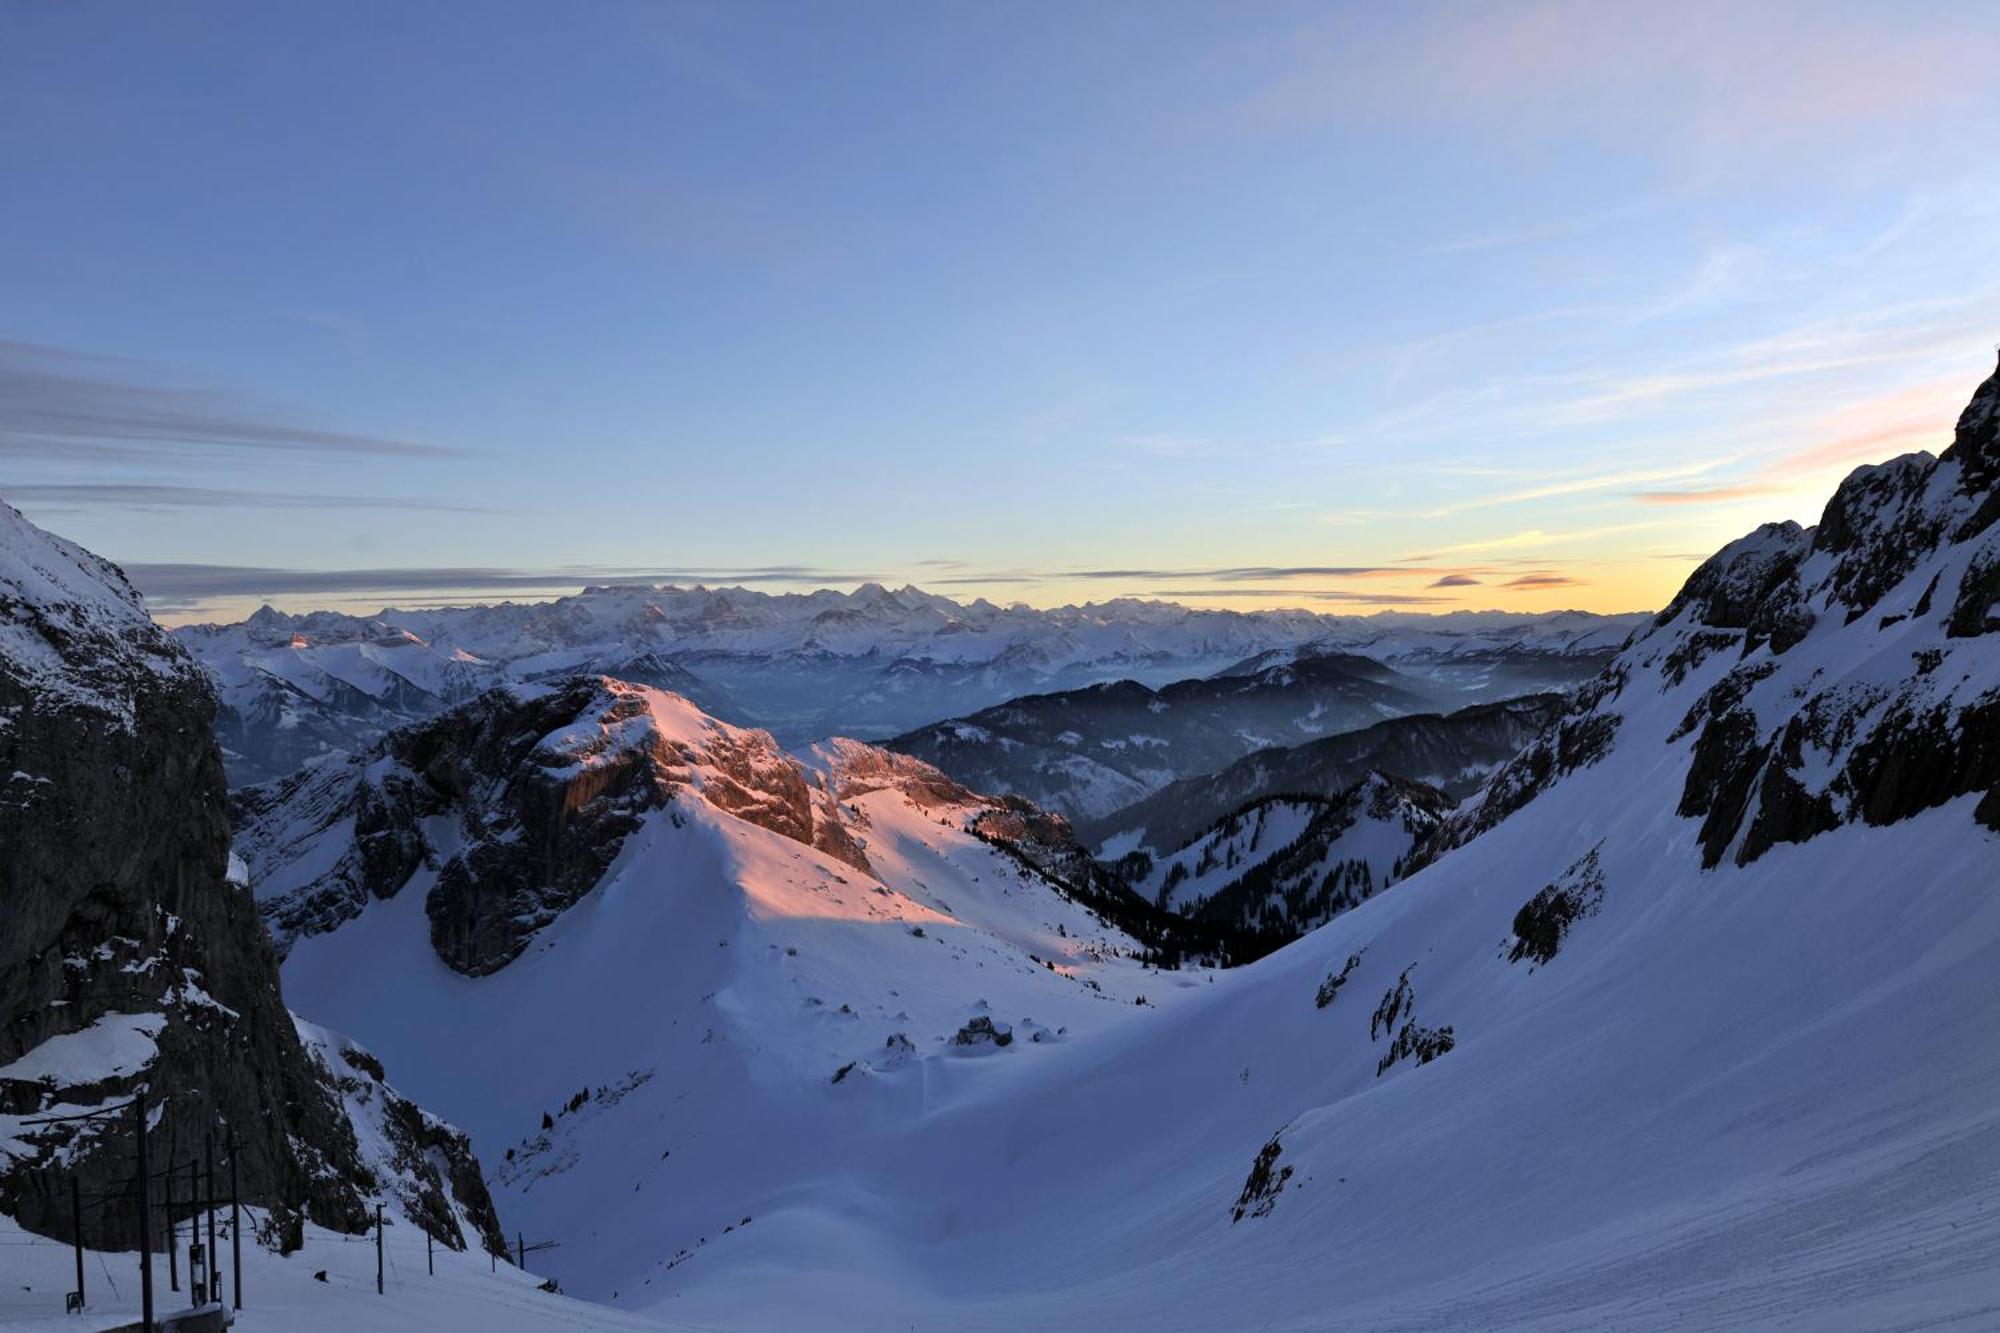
top-left (297, 1023), bottom-right (506, 1256)
top-left (950, 1016), bottom-right (1013, 1048)
top-left (1941, 351), bottom-right (2000, 507)
top-left (1423, 673), bottom-right (1625, 865)
top-left (1230, 1133), bottom-right (1292, 1223)
top-left (1509, 848), bottom-right (1605, 967)
top-left (1375, 1022), bottom-right (1454, 1077)
top-left (1368, 964), bottom-right (1451, 1076)
top-left (1653, 522), bottom-right (1814, 652)
top-left (1430, 355), bottom-right (2000, 872)
top-left (1314, 952), bottom-right (1363, 1009)
top-left (0, 503), bottom-right (375, 1247)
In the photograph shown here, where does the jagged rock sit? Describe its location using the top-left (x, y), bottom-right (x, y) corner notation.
top-left (1315, 953), bottom-right (1363, 1009)
top-left (1425, 355), bottom-right (2000, 872)
top-left (1230, 1133), bottom-right (1293, 1223)
top-left (951, 1016), bottom-right (1013, 1048)
top-left (1376, 1023), bottom-right (1455, 1077)
top-left (296, 1021), bottom-right (506, 1256)
top-left (1370, 968), bottom-right (1416, 1042)
top-left (1509, 848), bottom-right (1605, 966)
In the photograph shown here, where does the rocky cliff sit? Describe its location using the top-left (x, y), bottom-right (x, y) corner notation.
top-left (1433, 352), bottom-right (2000, 865)
top-left (0, 501), bottom-right (496, 1253)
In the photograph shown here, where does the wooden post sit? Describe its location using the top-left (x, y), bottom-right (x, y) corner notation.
top-left (134, 1093), bottom-right (153, 1333)
top-left (375, 1203), bottom-right (384, 1296)
top-left (517, 1231), bottom-right (524, 1270)
top-left (70, 1174), bottom-right (85, 1309)
top-left (426, 1222), bottom-right (434, 1276)
top-left (229, 1131), bottom-right (241, 1311)
top-left (204, 1133), bottom-right (218, 1304)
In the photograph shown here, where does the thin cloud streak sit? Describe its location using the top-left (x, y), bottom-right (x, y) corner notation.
top-left (0, 341), bottom-right (451, 461)
top-left (10, 484), bottom-right (487, 513)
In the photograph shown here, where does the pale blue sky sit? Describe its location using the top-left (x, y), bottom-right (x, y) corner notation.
top-left (5, 1), bottom-right (1999, 621)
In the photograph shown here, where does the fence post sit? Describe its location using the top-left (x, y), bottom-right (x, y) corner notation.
top-left (204, 1133), bottom-right (217, 1304)
top-left (229, 1131), bottom-right (242, 1311)
top-left (71, 1174), bottom-right (85, 1309)
top-left (165, 1152), bottom-right (178, 1293)
top-left (375, 1203), bottom-right (384, 1296)
top-left (134, 1093), bottom-right (153, 1333)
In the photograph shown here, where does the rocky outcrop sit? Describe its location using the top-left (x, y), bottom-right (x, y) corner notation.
top-left (0, 501), bottom-right (376, 1248)
top-left (1508, 847), bottom-right (1606, 966)
top-left (242, 677), bottom-right (1152, 975)
top-left (295, 1021), bottom-right (505, 1256)
top-left (1430, 352), bottom-right (2000, 870)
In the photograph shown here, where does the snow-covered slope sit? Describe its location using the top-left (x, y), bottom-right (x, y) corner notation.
top-left (243, 353), bottom-right (1999, 1330)
top-left (579, 354), bottom-right (1998, 1330)
top-left (886, 651), bottom-right (1438, 820)
top-left (1132, 773), bottom-right (1451, 940)
top-left (0, 1210), bottom-right (661, 1332)
top-left (174, 589), bottom-right (1642, 787)
top-left (1086, 691), bottom-right (1563, 857)
top-left (232, 677), bottom-right (1235, 1306)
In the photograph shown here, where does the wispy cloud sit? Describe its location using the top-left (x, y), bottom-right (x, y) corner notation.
top-left (1629, 483), bottom-right (1784, 506)
top-left (1145, 588), bottom-right (1461, 605)
top-left (9, 484), bottom-right (486, 513)
top-left (122, 563), bottom-right (893, 605)
top-left (1429, 573), bottom-right (1483, 587)
top-left (0, 341), bottom-right (450, 462)
top-left (1504, 573), bottom-right (1585, 589)
top-left (1070, 565), bottom-right (1396, 581)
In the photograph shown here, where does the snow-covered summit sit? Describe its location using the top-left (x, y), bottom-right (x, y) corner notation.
top-left (0, 499), bottom-right (201, 727)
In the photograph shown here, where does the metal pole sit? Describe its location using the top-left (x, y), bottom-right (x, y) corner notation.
top-left (229, 1132), bottom-right (241, 1311)
top-left (375, 1203), bottom-right (384, 1296)
top-left (165, 1154), bottom-right (178, 1292)
top-left (205, 1133), bottom-right (217, 1305)
top-left (134, 1093), bottom-right (153, 1333)
top-left (71, 1174), bottom-right (85, 1309)
top-left (517, 1231), bottom-right (524, 1270)
top-left (427, 1222), bottom-right (433, 1276)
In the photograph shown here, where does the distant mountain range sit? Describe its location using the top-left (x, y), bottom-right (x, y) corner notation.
top-left (171, 587), bottom-right (1644, 788)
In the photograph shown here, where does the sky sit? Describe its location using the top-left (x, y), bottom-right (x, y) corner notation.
top-left (5, 0), bottom-right (2000, 624)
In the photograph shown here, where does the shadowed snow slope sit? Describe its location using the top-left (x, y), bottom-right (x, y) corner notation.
top-left (237, 678), bottom-right (1200, 1312)
top-left (611, 358), bottom-right (2000, 1331)
top-left (243, 358), bottom-right (1999, 1329)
